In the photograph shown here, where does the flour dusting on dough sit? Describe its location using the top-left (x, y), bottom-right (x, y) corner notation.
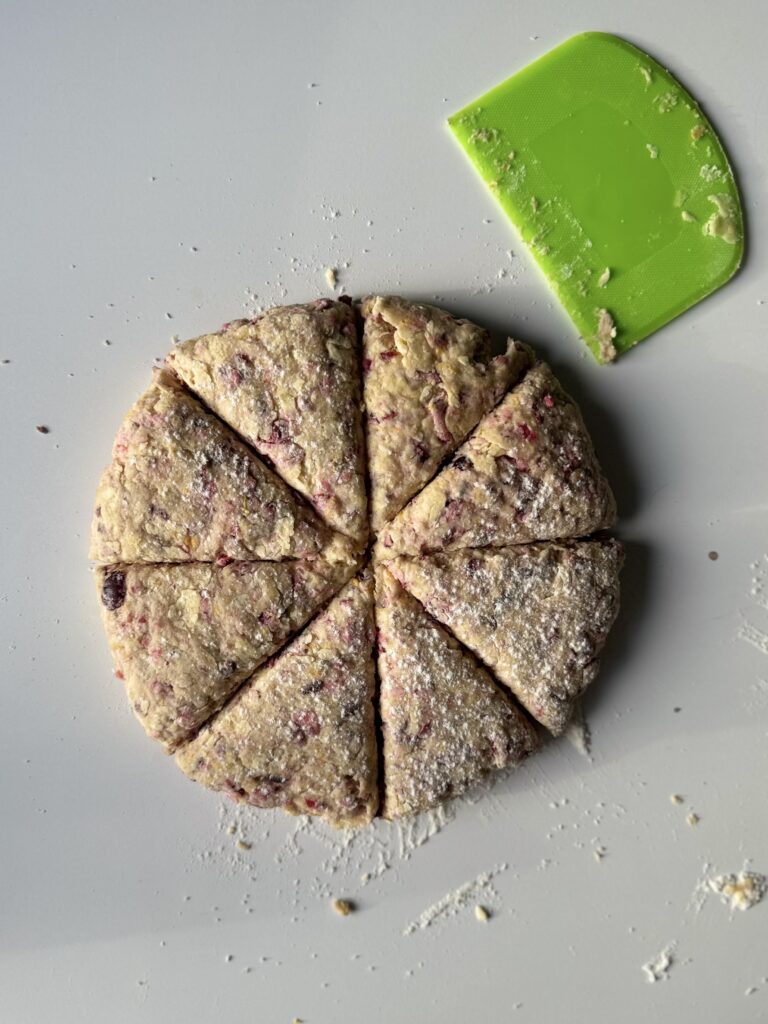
top-left (564, 700), bottom-right (592, 759)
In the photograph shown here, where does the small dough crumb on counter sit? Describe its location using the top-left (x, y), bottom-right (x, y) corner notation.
top-left (709, 871), bottom-right (767, 911)
top-left (324, 266), bottom-right (338, 289)
top-left (597, 267), bottom-right (611, 287)
top-left (332, 898), bottom-right (354, 917)
top-left (686, 812), bottom-right (700, 827)
top-left (474, 905), bottom-right (490, 922)
top-left (642, 944), bottom-right (676, 983)
top-left (670, 793), bottom-right (684, 804)
top-left (646, 143), bottom-right (658, 159)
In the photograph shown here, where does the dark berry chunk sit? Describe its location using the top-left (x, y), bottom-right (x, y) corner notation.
top-left (411, 439), bottom-right (430, 464)
top-left (101, 570), bottom-right (127, 611)
top-left (300, 680), bottom-right (325, 695)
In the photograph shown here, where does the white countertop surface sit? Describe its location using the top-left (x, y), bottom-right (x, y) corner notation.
top-left (2, 2), bottom-right (767, 1021)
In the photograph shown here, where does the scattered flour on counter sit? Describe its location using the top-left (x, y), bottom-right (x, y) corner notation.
top-left (403, 863), bottom-right (508, 936)
top-left (396, 804), bottom-right (455, 862)
top-left (739, 622), bottom-right (768, 657)
top-left (737, 556), bottom-right (768, 663)
top-left (209, 798), bottom-right (460, 903)
top-left (687, 861), bottom-right (714, 918)
top-left (642, 943), bottom-right (676, 983)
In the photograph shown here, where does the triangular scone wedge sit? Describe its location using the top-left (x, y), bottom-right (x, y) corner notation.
top-left (176, 572), bottom-right (378, 828)
top-left (168, 300), bottom-right (368, 544)
top-left (361, 295), bottom-right (532, 531)
top-left (389, 540), bottom-right (623, 735)
top-left (96, 535), bottom-right (361, 751)
top-left (375, 566), bottom-right (538, 819)
top-left (90, 369), bottom-right (328, 564)
top-left (378, 362), bottom-right (616, 557)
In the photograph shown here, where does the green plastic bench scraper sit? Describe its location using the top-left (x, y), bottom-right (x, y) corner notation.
top-left (448, 32), bottom-right (744, 363)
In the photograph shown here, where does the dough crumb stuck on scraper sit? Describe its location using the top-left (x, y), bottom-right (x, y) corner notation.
top-left (448, 31), bottom-right (744, 363)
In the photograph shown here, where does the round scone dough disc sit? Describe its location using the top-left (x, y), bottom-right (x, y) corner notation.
top-left (92, 296), bottom-right (624, 825)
